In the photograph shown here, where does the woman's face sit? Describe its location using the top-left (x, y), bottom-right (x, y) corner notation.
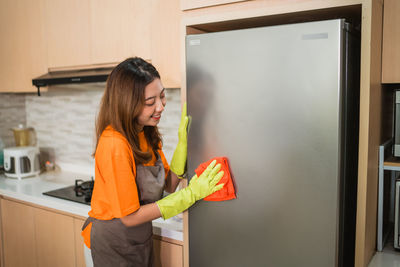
top-left (137, 78), bottom-right (166, 128)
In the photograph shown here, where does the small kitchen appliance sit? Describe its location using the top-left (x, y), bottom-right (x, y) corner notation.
top-left (3, 146), bottom-right (40, 179)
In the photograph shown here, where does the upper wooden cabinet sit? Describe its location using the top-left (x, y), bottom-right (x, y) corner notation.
top-left (181, 0), bottom-right (249, 11)
top-left (90, 0), bottom-right (152, 65)
top-left (0, 0), bottom-right (47, 92)
top-left (0, 0), bottom-right (182, 92)
top-left (382, 0), bottom-right (400, 83)
top-left (90, 0), bottom-right (181, 87)
top-left (151, 0), bottom-right (182, 88)
top-left (43, 0), bottom-right (91, 69)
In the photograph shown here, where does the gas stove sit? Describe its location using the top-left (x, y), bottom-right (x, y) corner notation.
top-left (43, 178), bottom-right (94, 205)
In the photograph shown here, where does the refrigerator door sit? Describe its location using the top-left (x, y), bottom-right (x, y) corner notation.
top-left (186, 19), bottom-right (349, 267)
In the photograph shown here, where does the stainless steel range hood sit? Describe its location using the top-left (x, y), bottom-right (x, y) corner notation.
top-left (32, 67), bottom-right (113, 96)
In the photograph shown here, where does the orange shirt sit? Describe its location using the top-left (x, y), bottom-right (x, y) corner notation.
top-left (82, 126), bottom-right (169, 248)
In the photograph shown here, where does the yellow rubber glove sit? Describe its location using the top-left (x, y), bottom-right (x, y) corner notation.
top-left (170, 103), bottom-right (189, 177)
top-left (156, 160), bottom-right (224, 220)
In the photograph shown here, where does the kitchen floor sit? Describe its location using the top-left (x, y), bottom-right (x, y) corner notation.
top-left (369, 238), bottom-right (400, 267)
top-left (369, 251), bottom-right (400, 267)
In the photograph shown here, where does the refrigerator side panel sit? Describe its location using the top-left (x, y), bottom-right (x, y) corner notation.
top-left (337, 23), bottom-right (360, 267)
top-left (187, 20), bottom-right (344, 267)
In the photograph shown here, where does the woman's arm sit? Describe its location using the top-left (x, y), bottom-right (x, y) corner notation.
top-left (121, 161), bottom-right (224, 227)
top-left (120, 172), bottom-right (180, 227)
top-left (164, 171), bottom-right (181, 193)
top-left (120, 203), bottom-right (161, 227)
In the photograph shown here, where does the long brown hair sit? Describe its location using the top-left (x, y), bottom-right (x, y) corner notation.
top-left (94, 57), bottom-right (162, 164)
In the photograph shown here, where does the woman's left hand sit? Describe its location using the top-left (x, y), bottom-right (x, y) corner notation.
top-left (170, 102), bottom-right (189, 177)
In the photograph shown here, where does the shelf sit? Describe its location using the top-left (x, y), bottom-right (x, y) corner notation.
top-left (384, 156), bottom-right (400, 168)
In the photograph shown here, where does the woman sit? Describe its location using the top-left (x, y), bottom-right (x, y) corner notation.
top-left (81, 57), bottom-right (224, 266)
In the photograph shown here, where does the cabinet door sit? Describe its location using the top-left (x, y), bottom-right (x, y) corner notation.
top-left (43, 0), bottom-right (91, 68)
top-left (34, 208), bottom-right (76, 267)
top-left (153, 238), bottom-right (183, 267)
top-left (151, 0), bottom-right (182, 88)
top-left (74, 218), bottom-right (86, 267)
top-left (0, 0), bottom-right (47, 92)
top-left (1, 199), bottom-right (37, 267)
top-left (382, 0), bottom-right (400, 83)
top-left (90, 0), bottom-right (152, 65)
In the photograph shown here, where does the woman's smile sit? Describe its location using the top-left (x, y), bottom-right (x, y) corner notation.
top-left (151, 114), bottom-right (161, 121)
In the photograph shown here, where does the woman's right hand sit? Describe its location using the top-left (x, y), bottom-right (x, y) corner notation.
top-left (188, 160), bottom-right (224, 201)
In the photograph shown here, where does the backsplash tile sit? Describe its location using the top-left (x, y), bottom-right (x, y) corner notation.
top-left (25, 86), bottom-right (103, 170)
top-left (0, 93), bottom-right (27, 147)
top-left (1, 85), bottom-right (181, 178)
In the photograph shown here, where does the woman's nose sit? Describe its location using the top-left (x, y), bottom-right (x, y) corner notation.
top-left (156, 99), bottom-right (165, 112)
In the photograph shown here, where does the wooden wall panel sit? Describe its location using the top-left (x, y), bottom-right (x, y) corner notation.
top-left (355, 0), bottom-right (383, 266)
top-left (381, 0), bottom-right (400, 83)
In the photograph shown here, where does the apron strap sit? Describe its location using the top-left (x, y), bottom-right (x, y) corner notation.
top-left (82, 217), bottom-right (96, 231)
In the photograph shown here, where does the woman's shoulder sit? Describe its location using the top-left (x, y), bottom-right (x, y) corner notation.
top-left (98, 126), bottom-right (131, 153)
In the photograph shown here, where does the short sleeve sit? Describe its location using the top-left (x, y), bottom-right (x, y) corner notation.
top-left (89, 134), bottom-right (140, 219)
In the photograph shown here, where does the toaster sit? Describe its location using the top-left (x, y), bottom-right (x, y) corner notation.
top-left (4, 146), bottom-right (41, 179)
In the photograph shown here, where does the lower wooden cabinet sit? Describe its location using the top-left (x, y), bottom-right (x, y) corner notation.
top-left (0, 198), bottom-right (183, 267)
top-left (74, 218), bottom-right (86, 267)
top-left (1, 199), bottom-right (37, 267)
top-left (34, 208), bottom-right (76, 267)
top-left (153, 237), bottom-right (183, 267)
top-left (1, 199), bottom-right (77, 267)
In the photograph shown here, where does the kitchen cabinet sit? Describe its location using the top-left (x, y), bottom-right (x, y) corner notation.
top-left (90, 0), bottom-right (152, 65)
top-left (382, 0), bottom-right (400, 83)
top-left (43, 0), bottom-right (181, 87)
top-left (153, 236), bottom-right (183, 267)
top-left (181, 1), bottom-right (383, 267)
top-left (74, 218), bottom-right (86, 267)
top-left (0, 198), bottom-right (78, 267)
top-left (34, 208), bottom-right (76, 267)
top-left (0, 0), bottom-right (47, 92)
top-left (0, 196), bottom-right (183, 267)
top-left (151, 0), bottom-right (182, 88)
top-left (90, 0), bottom-right (182, 87)
top-left (1, 199), bottom-right (37, 267)
top-left (181, 0), bottom-right (249, 10)
top-left (0, 0), bottom-right (182, 92)
top-left (43, 0), bottom-right (91, 69)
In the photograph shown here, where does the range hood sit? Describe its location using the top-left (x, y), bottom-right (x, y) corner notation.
top-left (32, 67), bottom-right (113, 96)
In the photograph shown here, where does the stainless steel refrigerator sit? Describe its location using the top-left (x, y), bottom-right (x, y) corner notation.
top-left (186, 19), bottom-right (360, 267)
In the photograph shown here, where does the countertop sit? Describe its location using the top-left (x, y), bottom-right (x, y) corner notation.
top-left (0, 170), bottom-right (183, 241)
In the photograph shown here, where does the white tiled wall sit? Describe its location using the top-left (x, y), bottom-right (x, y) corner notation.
top-left (0, 85), bottom-right (181, 177)
top-left (0, 93), bottom-right (27, 147)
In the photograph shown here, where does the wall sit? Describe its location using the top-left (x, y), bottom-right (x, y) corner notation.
top-left (1, 85), bottom-right (181, 177)
top-left (0, 93), bottom-right (27, 147)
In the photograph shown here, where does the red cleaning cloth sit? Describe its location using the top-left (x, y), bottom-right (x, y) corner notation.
top-left (195, 157), bottom-right (236, 201)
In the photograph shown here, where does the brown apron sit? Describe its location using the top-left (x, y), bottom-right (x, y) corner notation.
top-left (83, 153), bottom-right (166, 267)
